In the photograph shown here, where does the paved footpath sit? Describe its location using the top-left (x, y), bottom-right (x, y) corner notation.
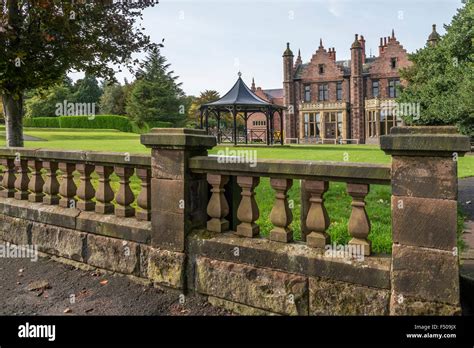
top-left (0, 256), bottom-right (229, 316)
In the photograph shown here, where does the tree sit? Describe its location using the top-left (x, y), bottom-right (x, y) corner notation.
top-left (126, 50), bottom-right (184, 126)
top-left (187, 90), bottom-right (220, 128)
top-left (0, 1), bottom-right (159, 146)
top-left (71, 74), bottom-right (103, 107)
top-left (100, 81), bottom-right (127, 115)
top-left (25, 82), bottom-right (71, 118)
top-left (398, 0), bottom-right (473, 135)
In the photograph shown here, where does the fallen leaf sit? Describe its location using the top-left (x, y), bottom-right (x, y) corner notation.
top-left (63, 308), bottom-right (72, 313)
top-left (99, 280), bottom-right (108, 286)
top-left (27, 280), bottom-right (51, 291)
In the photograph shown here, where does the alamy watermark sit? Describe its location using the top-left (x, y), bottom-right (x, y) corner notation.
top-left (380, 100), bottom-right (420, 120)
top-left (324, 242), bottom-right (365, 262)
top-left (216, 147), bottom-right (258, 168)
top-left (55, 100), bottom-right (96, 119)
top-left (0, 242), bottom-right (38, 262)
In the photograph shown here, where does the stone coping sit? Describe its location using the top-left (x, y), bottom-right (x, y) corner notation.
top-left (187, 230), bottom-right (391, 289)
top-left (0, 148), bottom-right (151, 167)
top-left (381, 128), bottom-right (470, 156)
top-left (189, 156), bottom-right (391, 185)
top-left (0, 198), bottom-right (151, 244)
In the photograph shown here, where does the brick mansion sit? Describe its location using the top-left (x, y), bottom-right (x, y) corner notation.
top-left (248, 25), bottom-right (441, 144)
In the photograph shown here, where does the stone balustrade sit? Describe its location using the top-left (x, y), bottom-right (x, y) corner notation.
top-left (0, 148), bottom-right (151, 221)
top-left (0, 127), bottom-right (470, 316)
top-left (189, 156), bottom-right (391, 256)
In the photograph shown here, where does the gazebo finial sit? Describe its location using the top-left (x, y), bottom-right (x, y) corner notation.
top-left (238, 71), bottom-right (242, 78)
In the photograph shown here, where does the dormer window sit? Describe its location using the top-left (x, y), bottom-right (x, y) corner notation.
top-left (391, 57), bottom-right (397, 69)
top-left (319, 64), bottom-right (325, 74)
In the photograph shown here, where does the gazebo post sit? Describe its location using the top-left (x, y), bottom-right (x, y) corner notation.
top-left (205, 108), bottom-right (209, 133)
top-left (217, 110), bottom-right (221, 144)
top-left (200, 108), bottom-right (204, 129)
top-left (270, 108), bottom-right (275, 145)
top-left (279, 110), bottom-right (284, 145)
top-left (265, 108), bottom-right (270, 145)
top-left (233, 107), bottom-right (237, 146)
top-left (244, 111), bottom-right (248, 145)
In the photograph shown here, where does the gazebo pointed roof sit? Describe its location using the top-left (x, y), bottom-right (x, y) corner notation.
top-left (202, 75), bottom-right (283, 109)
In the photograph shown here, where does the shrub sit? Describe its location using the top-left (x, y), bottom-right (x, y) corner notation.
top-left (146, 121), bottom-right (173, 129)
top-left (59, 115), bottom-right (132, 132)
top-left (24, 117), bottom-right (61, 128)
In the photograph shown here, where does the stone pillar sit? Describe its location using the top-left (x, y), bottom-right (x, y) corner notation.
top-left (141, 129), bottom-right (216, 252)
top-left (381, 126), bottom-right (470, 315)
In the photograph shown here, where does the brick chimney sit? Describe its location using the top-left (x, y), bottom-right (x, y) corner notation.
top-left (358, 35), bottom-right (366, 64)
top-left (379, 37), bottom-right (384, 55)
top-left (328, 47), bottom-right (336, 61)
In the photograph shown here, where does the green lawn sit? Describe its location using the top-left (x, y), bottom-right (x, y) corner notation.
top-left (1, 127), bottom-right (472, 254)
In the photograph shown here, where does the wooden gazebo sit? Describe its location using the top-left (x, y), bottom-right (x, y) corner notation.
top-left (200, 73), bottom-right (285, 145)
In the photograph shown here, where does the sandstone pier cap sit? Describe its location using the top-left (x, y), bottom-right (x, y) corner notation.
top-left (380, 126), bottom-right (470, 157)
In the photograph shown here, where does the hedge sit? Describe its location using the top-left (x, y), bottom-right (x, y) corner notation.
top-left (24, 115), bottom-right (133, 132)
top-left (146, 121), bottom-right (173, 129)
top-left (24, 117), bottom-right (60, 128)
top-left (23, 116), bottom-right (174, 133)
top-left (59, 115), bottom-right (133, 132)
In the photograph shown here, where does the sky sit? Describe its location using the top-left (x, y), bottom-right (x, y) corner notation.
top-left (75, 0), bottom-right (462, 96)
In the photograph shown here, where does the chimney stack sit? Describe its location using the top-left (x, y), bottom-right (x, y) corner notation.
top-left (379, 37), bottom-right (384, 55)
top-left (359, 35), bottom-right (366, 64)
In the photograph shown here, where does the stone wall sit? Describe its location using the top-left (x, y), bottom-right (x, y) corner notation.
top-left (0, 198), bottom-right (186, 290)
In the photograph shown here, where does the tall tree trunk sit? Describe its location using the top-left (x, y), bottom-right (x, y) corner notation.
top-left (2, 93), bottom-right (24, 147)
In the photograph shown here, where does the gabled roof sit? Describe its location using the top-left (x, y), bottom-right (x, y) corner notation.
top-left (203, 77), bottom-right (282, 109)
top-left (264, 89), bottom-right (284, 99)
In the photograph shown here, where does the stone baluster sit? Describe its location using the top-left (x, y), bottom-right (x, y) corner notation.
top-left (235, 176), bottom-right (260, 237)
top-left (95, 165), bottom-right (114, 214)
top-left (114, 166), bottom-right (135, 217)
top-left (269, 178), bottom-right (293, 243)
top-left (14, 159), bottom-right (29, 200)
top-left (76, 164), bottom-right (96, 211)
top-left (136, 168), bottom-right (151, 221)
top-left (43, 161), bottom-right (60, 205)
top-left (0, 158), bottom-right (16, 198)
top-left (347, 183), bottom-right (371, 256)
top-left (59, 163), bottom-right (77, 208)
top-left (206, 174), bottom-right (229, 233)
top-left (305, 180), bottom-right (330, 248)
top-left (27, 160), bottom-right (45, 202)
